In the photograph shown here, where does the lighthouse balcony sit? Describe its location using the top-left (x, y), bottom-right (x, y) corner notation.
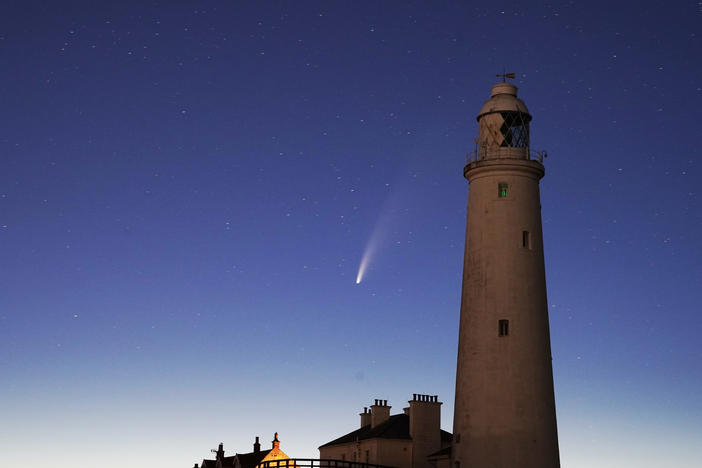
top-left (465, 147), bottom-right (547, 165)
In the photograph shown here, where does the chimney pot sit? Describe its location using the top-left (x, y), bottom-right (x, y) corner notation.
top-left (370, 399), bottom-right (391, 428)
top-left (360, 407), bottom-right (372, 428)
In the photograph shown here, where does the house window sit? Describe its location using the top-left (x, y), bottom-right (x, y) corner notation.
top-left (522, 230), bottom-right (531, 249)
top-left (341, 454), bottom-right (345, 461)
top-left (499, 319), bottom-right (509, 337)
top-left (498, 183), bottom-right (508, 198)
top-left (365, 451), bottom-right (369, 463)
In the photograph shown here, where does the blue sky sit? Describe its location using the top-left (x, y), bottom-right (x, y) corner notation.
top-left (1, 2), bottom-right (701, 467)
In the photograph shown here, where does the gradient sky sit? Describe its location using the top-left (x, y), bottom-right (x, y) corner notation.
top-left (1, 2), bottom-right (701, 467)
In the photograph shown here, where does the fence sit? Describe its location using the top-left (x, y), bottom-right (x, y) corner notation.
top-left (258, 459), bottom-right (396, 468)
top-left (465, 148), bottom-right (547, 164)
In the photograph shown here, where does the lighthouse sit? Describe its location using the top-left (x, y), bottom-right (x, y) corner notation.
top-left (452, 80), bottom-right (560, 468)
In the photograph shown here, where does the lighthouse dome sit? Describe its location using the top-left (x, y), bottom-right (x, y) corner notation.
top-left (474, 82), bottom-right (532, 159)
top-left (477, 82), bottom-right (530, 120)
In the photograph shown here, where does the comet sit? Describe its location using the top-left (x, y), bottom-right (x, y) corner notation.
top-left (355, 230), bottom-right (381, 284)
top-left (355, 187), bottom-right (402, 285)
top-left (355, 258), bottom-right (367, 284)
top-left (354, 164), bottom-right (419, 285)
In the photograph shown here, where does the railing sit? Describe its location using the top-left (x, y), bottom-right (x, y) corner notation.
top-left (465, 147), bottom-right (548, 164)
top-left (258, 459), bottom-right (396, 468)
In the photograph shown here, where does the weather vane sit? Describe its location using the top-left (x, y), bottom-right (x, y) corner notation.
top-left (496, 71), bottom-right (516, 82)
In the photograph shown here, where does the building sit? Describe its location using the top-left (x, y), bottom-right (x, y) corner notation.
top-left (318, 395), bottom-right (452, 468)
top-left (195, 433), bottom-right (292, 468)
top-left (452, 80), bottom-right (560, 467)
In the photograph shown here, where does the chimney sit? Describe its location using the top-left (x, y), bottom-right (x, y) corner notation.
top-left (194, 465), bottom-right (199, 468)
top-left (409, 394), bottom-right (442, 468)
top-left (370, 399), bottom-right (391, 428)
top-left (360, 406), bottom-right (372, 428)
top-left (254, 436), bottom-right (261, 453)
top-left (272, 432), bottom-right (280, 450)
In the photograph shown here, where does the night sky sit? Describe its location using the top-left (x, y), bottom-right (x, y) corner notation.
top-left (2, 2), bottom-right (701, 467)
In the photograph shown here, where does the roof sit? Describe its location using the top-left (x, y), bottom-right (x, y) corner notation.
top-left (200, 456), bottom-right (236, 468)
top-left (320, 414), bottom-right (410, 447)
top-left (200, 450), bottom-right (271, 468)
top-left (319, 414), bottom-right (453, 448)
top-left (478, 82), bottom-right (530, 119)
top-left (236, 449), bottom-right (272, 468)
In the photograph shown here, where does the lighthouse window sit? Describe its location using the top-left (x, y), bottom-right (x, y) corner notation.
top-left (499, 111), bottom-right (530, 148)
top-left (522, 230), bottom-right (531, 249)
top-left (499, 319), bottom-right (509, 337)
top-left (498, 183), bottom-right (509, 198)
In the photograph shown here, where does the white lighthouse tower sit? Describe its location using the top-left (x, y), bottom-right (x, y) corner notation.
top-left (452, 79), bottom-right (560, 468)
